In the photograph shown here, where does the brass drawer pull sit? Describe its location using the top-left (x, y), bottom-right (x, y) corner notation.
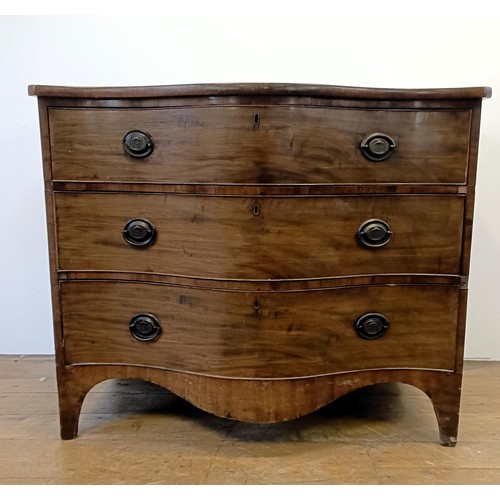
top-left (129, 313), bottom-right (162, 342)
top-left (357, 219), bottom-right (392, 248)
top-left (360, 133), bottom-right (396, 161)
top-left (123, 130), bottom-right (154, 158)
top-left (123, 218), bottom-right (156, 247)
top-left (355, 313), bottom-right (389, 340)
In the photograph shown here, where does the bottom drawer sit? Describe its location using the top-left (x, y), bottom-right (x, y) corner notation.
top-left (60, 281), bottom-right (459, 378)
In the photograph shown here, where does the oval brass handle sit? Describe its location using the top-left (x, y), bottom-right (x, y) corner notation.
top-left (129, 313), bottom-right (162, 342)
top-left (355, 313), bottom-right (389, 340)
top-left (123, 218), bottom-right (156, 247)
top-left (123, 130), bottom-right (154, 158)
top-left (360, 133), bottom-right (396, 161)
top-left (357, 219), bottom-right (392, 248)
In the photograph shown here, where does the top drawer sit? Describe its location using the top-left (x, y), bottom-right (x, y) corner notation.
top-left (48, 106), bottom-right (471, 184)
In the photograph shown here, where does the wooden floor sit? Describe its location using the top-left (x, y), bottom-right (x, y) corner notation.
top-left (1, 356), bottom-right (500, 485)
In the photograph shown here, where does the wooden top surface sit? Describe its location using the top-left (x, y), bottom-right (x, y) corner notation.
top-left (27, 82), bottom-right (492, 100)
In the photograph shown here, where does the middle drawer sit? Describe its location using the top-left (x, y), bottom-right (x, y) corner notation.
top-left (55, 193), bottom-right (464, 279)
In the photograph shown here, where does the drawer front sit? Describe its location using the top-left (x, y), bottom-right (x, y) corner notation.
top-left (49, 106), bottom-right (471, 184)
top-left (61, 281), bottom-right (459, 377)
top-left (55, 193), bottom-right (464, 279)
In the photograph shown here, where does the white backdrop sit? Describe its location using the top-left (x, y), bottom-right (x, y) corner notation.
top-left (1, 7), bottom-right (499, 357)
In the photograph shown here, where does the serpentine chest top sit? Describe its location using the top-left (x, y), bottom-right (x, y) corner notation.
top-left (29, 83), bottom-right (491, 444)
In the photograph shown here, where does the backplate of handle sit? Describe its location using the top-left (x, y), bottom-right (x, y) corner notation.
top-left (360, 133), bottom-right (396, 161)
top-left (357, 219), bottom-right (393, 248)
top-left (123, 130), bottom-right (154, 158)
top-left (129, 313), bottom-right (162, 342)
top-left (122, 218), bottom-right (156, 247)
top-left (355, 313), bottom-right (389, 340)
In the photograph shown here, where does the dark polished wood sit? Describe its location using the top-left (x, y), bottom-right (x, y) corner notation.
top-left (58, 273), bottom-right (463, 290)
top-left (60, 281), bottom-right (460, 376)
top-left (28, 82), bottom-right (492, 100)
top-left (53, 181), bottom-right (468, 195)
top-left (55, 364), bottom-right (463, 445)
top-left (54, 193), bottom-right (464, 279)
top-left (29, 83), bottom-right (490, 445)
top-left (48, 106), bottom-right (471, 184)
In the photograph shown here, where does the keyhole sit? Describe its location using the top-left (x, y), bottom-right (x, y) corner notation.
top-left (253, 203), bottom-right (260, 216)
top-left (253, 113), bottom-right (260, 125)
top-left (253, 299), bottom-right (260, 311)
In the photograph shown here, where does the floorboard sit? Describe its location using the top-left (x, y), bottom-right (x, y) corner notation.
top-left (1, 356), bottom-right (499, 485)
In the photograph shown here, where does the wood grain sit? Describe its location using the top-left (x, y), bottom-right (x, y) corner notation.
top-left (48, 106), bottom-right (471, 184)
top-left (29, 83), bottom-right (490, 445)
top-left (58, 272), bottom-right (462, 290)
top-left (27, 82), bottom-right (493, 100)
top-left (60, 281), bottom-right (459, 377)
top-left (53, 181), bottom-right (469, 195)
top-left (54, 362), bottom-right (462, 444)
top-left (55, 193), bottom-right (465, 279)
top-left (3, 357), bottom-right (500, 484)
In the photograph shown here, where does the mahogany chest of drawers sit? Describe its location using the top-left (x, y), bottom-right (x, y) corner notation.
top-left (29, 83), bottom-right (491, 444)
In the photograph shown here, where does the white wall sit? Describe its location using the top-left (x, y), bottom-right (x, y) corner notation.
top-left (1, 7), bottom-right (499, 357)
